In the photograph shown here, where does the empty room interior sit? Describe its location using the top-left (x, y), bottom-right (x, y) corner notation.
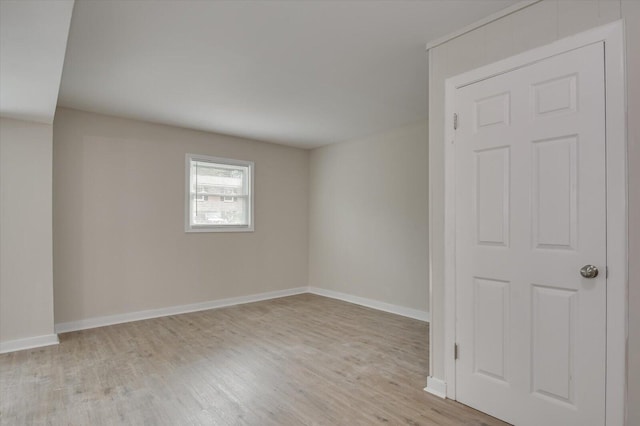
top-left (0, 0), bottom-right (638, 425)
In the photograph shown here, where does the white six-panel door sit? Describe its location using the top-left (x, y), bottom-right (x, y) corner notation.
top-left (454, 42), bottom-right (606, 425)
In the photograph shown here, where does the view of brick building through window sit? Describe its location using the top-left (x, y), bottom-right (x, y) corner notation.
top-left (189, 158), bottom-right (251, 228)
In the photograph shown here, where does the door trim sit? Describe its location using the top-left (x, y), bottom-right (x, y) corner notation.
top-left (442, 21), bottom-right (627, 425)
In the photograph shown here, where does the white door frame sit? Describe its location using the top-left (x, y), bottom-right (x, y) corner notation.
top-left (443, 21), bottom-right (627, 425)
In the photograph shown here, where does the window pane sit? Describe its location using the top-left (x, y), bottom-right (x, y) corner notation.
top-left (192, 161), bottom-right (248, 196)
top-left (192, 195), bottom-right (248, 225)
top-left (188, 157), bottom-right (251, 229)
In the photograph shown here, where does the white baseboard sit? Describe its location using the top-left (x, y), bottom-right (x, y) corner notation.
top-left (54, 286), bottom-right (429, 336)
top-left (307, 287), bottom-right (430, 322)
top-left (1, 287), bottom-right (428, 354)
top-left (424, 376), bottom-right (447, 399)
top-left (55, 287), bottom-right (308, 334)
top-left (0, 333), bottom-right (59, 354)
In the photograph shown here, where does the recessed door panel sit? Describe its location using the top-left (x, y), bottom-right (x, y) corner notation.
top-left (532, 136), bottom-right (578, 250)
top-left (475, 147), bottom-right (510, 247)
top-left (532, 74), bottom-right (578, 118)
top-left (475, 92), bottom-right (510, 130)
top-left (531, 284), bottom-right (577, 405)
top-left (474, 277), bottom-right (509, 382)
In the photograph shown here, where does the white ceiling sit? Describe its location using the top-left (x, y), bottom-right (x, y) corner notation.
top-left (57, 0), bottom-right (518, 148)
top-left (0, 0), bottom-right (74, 124)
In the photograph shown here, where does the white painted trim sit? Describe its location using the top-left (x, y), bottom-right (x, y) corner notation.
top-left (55, 285), bottom-right (430, 336)
top-left (307, 287), bottom-right (430, 322)
top-left (601, 20), bottom-right (628, 426)
top-left (0, 333), bottom-right (59, 354)
top-left (427, 46), bottom-right (436, 388)
top-left (424, 376), bottom-right (447, 399)
top-left (442, 21), bottom-right (627, 425)
top-left (55, 287), bottom-right (307, 333)
top-left (425, 0), bottom-right (542, 51)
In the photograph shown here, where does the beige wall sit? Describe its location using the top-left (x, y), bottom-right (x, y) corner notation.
top-left (309, 121), bottom-right (429, 314)
top-left (427, 0), bottom-right (639, 422)
top-left (53, 108), bottom-right (309, 324)
top-left (0, 117), bottom-right (56, 344)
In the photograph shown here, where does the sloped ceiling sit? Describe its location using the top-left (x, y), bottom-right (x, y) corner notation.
top-left (0, 0), bottom-right (74, 124)
top-left (57, 0), bottom-right (518, 148)
top-left (0, 1), bottom-right (519, 145)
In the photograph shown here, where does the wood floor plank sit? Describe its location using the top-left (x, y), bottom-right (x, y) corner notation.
top-left (0, 294), bottom-right (507, 425)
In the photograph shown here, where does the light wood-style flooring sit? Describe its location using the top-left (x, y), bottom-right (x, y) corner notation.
top-left (0, 294), bottom-right (506, 425)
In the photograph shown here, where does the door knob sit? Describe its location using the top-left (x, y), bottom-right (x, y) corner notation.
top-left (580, 265), bottom-right (599, 278)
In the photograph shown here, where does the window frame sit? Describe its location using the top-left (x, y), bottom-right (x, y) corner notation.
top-left (184, 153), bottom-right (255, 233)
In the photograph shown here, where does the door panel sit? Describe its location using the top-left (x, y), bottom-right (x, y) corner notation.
top-left (531, 136), bottom-right (578, 250)
top-left (475, 92), bottom-right (511, 129)
top-left (455, 42), bottom-right (606, 426)
top-left (475, 147), bottom-right (510, 246)
top-left (531, 284), bottom-right (577, 405)
top-left (532, 73), bottom-right (577, 118)
top-left (473, 277), bottom-right (510, 382)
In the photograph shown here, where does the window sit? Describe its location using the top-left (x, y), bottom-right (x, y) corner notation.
top-left (185, 154), bottom-right (254, 232)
